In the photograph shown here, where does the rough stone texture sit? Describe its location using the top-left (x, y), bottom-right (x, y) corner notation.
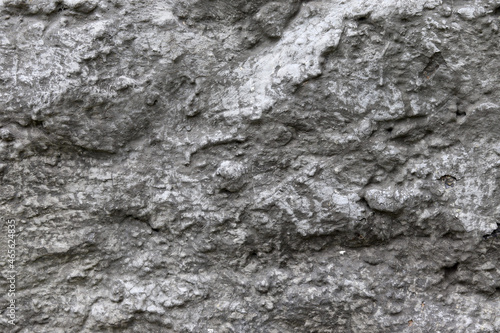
top-left (0, 0), bottom-right (499, 332)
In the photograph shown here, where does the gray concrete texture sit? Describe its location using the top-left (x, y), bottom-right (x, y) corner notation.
top-left (0, 0), bottom-right (499, 332)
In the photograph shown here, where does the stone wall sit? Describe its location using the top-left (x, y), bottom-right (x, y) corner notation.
top-left (0, 0), bottom-right (499, 332)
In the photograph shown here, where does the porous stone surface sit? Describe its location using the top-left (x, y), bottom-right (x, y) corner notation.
top-left (0, 0), bottom-right (499, 332)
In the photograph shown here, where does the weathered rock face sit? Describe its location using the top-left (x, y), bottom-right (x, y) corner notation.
top-left (0, 0), bottom-right (499, 332)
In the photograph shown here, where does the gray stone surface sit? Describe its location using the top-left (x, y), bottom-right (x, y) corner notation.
top-left (0, 0), bottom-right (499, 332)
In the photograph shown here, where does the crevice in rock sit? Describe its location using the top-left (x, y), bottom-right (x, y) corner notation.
top-left (482, 223), bottom-right (499, 240)
top-left (493, 6), bottom-right (500, 16)
top-left (443, 262), bottom-right (459, 281)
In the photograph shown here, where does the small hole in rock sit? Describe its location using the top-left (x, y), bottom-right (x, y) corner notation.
top-left (443, 262), bottom-right (459, 280)
top-left (440, 175), bottom-right (457, 188)
top-left (356, 15), bottom-right (369, 22)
